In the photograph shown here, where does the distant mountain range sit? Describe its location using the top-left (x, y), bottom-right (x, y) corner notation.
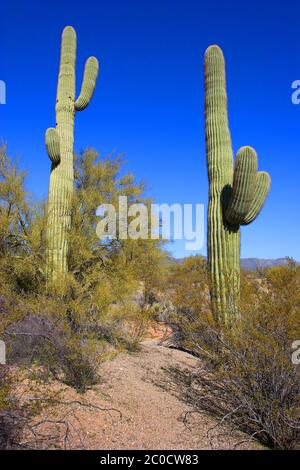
top-left (167, 256), bottom-right (298, 271)
top-left (240, 258), bottom-right (298, 271)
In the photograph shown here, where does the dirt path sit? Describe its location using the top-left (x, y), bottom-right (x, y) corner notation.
top-left (47, 339), bottom-right (259, 450)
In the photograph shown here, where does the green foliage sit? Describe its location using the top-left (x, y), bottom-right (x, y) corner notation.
top-left (0, 145), bottom-right (164, 394)
top-left (166, 256), bottom-right (209, 316)
top-left (204, 45), bottom-right (271, 324)
top-left (0, 146), bottom-right (45, 297)
top-left (168, 259), bottom-right (300, 449)
top-left (69, 148), bottom-right (165, 311)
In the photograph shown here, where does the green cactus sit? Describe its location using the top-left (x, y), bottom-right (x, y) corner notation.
top-left (46, 26), bottom-right (99, 279)
top-left (204, 45), bottom-right (271, 325)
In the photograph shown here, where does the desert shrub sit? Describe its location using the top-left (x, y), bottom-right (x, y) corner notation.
top-left (70, 149), bottom-right (165, 305)
top-left (166, 256), bottom-right (208, 312)
top-left (0, 364), bottom-right (56, 449)
top-left (0, 365), bottom-right (24, 449)
top-left (4, 311), bottom-right (103, 393)
top-left (168, 259), bottom-right (300, 449)
top-left (0, 146), bottom-right (45, 293)
top-left (160, 256), bottom-right (211, 351)
top-left (105, 302), bottom-right (155, 350)
top-left (0, 146), bottom-right (165, 395)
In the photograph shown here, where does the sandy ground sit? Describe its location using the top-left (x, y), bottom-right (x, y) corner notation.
top-left (30, 334), bottom-right (261, 450)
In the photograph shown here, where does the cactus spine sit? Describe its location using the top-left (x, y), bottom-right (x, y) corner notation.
top-left (204, 45), bottom-right (271, 325)
top-left (46, 26), bottom-right (99, 279)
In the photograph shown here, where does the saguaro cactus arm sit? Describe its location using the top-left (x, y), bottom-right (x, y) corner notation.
top-left (241, 171), bottom-right (271, 225)
top-left (45, 128), bottom-right (60, 165)
top-left (225, 146), bottom-right (258, 225)
top-left (75, 56), bottom-right (99, 111)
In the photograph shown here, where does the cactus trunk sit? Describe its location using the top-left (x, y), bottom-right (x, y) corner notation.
top-left (205, 46), bottom-right (240, 323)
top-left (204, 46), bottom-right (270, 325)
top-left (46, 26), bottom-right (98, 280)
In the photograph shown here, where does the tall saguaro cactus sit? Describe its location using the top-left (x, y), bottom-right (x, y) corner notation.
top-left (46, 26), bottom-right (99, 279)
top-left (204, 45), bottom-right (270, 325)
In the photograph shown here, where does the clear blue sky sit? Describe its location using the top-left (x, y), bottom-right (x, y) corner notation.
top-left (1, 0), bottom-right (299, 260)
